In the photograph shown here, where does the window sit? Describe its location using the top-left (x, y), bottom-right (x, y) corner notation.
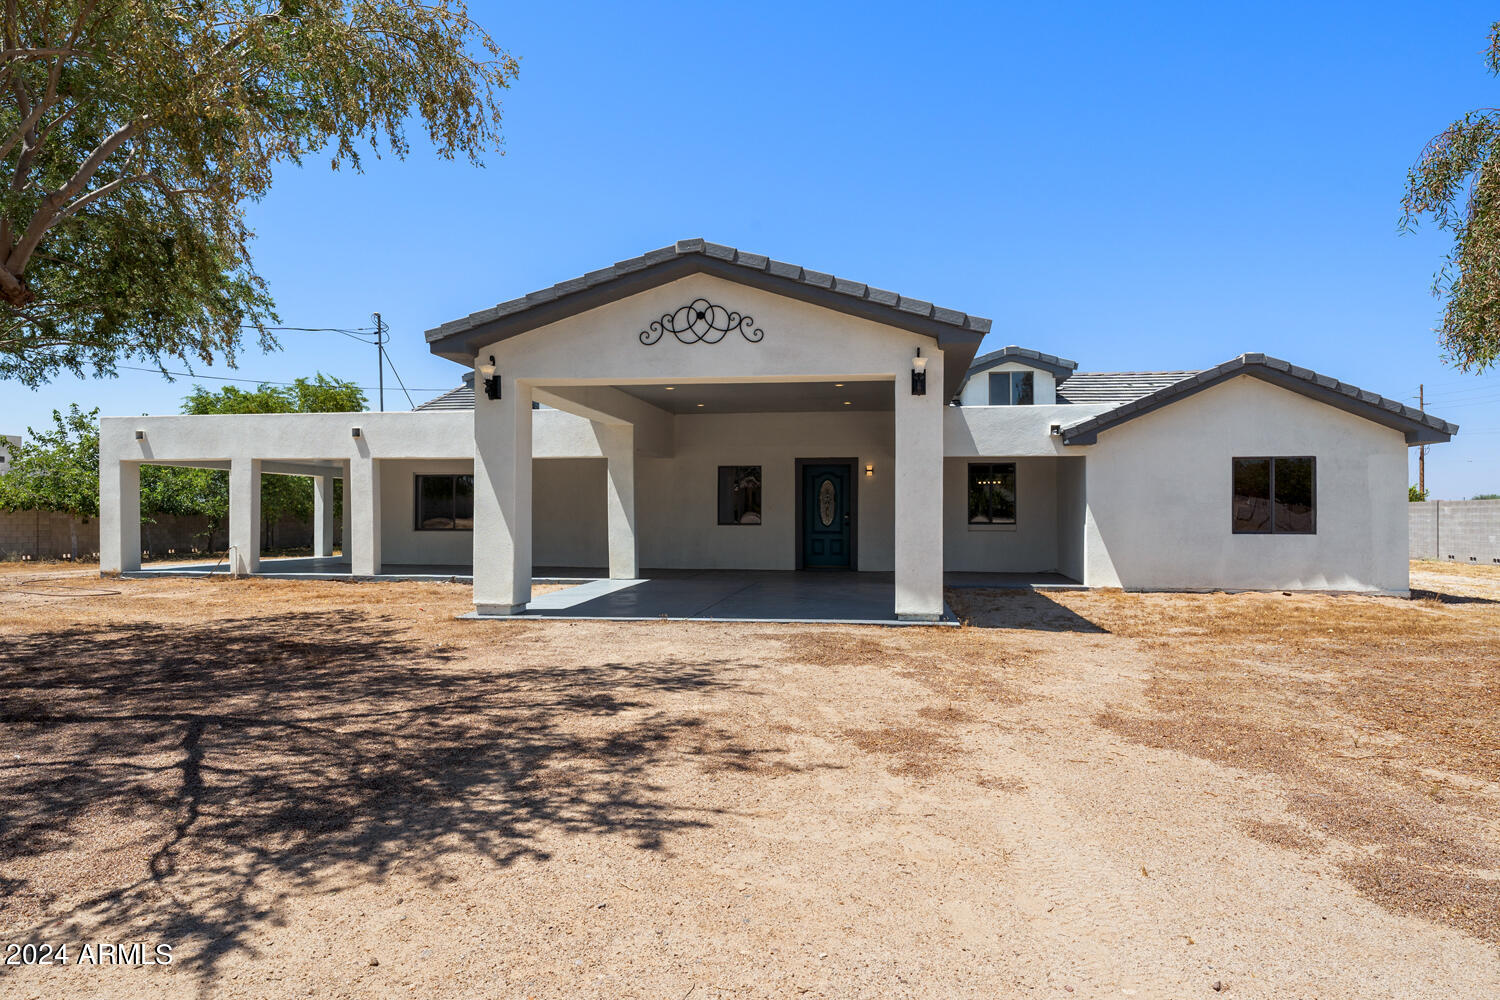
top-left (717, 466), bottom-right (762, 525)
top-left (415, 474), bottom-right (474, 531)
top-left (987, 371), bottom-right (1034, 405)
top-left (1232, 457), bottom-right (1315, 534)
top-left (968, 462), bottom-right (1017, 525)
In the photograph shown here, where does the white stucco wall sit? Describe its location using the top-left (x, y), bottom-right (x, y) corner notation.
top-left (942, 456), bottom-right (1060, 573)
top-left (636, 411), bottom-right (895, 571)
top-left (1056, 457), bottom-right (1086, 583)
top-left (378, 459), bottom-right (476, 566)
top-left (375, 457), bottom-right (609, 569)
top-left (945, 402), bottom-right (1112, 456)
top-left (1079, 375), bottom-right (1411, 593)
top-left (957, 361), bottom-right (1057, 405)
top-left (533, 458), bottom-right (609, 568)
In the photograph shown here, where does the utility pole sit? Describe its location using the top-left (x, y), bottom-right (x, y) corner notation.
top-left (1418, 383), bottom-right (1426, 497)
top-left (373, 312), bottom-right (385, 412)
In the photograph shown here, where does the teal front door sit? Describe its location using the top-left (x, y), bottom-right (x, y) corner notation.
top-left (801, 463), bottom-right (853, 568)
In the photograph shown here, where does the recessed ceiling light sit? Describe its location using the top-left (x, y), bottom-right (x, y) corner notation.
top-left (834, 383), bottom-right (844, 387)
top-left (843, 401), bottom-right (852, 405)
top-left (664, 386), bottom-right (676, 390)
top-left (696, 403), bottom-right (705, 408)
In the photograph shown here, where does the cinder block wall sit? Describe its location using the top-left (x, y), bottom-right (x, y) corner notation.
top-left (0, 510), bottom-right (323, 561)
top-left (1409, 499), bottom-right (1500, 565)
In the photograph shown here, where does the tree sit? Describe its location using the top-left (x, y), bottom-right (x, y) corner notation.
top-left (1409, 484), bottom-right (1429, 502)
top-left (1401, 21), bottom-right (1500, 372)
top-left (0, 402), bottom-right (100, 515)
top-left (1, 1), bottom-right (517, 386)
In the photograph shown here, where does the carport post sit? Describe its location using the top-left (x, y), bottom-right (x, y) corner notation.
top-left (340, 461), bottom-right (352, 559)
top-left (228, 457), bottom-right (262, 576)
top-left (349, 457), bottom-right (382, 576)
top-left (473, 376), bottom-right (533, 614)
top-left (99, 458), bottom-right (141, 573)
top-left (599, 422), bottom-right (638, 579)
top-left (313, 475), bottom-right (335, 558)
top-left (893, 353), bottom-right (945, 620)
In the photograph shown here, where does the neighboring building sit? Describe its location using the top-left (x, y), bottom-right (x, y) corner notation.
top-left (98, 240), bottom-right (1457, 618)
top-left (0, 434), bottom-right (19, 474)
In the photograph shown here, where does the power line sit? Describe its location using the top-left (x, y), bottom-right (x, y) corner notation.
top-left (118, 364), bottom-right (445, 394)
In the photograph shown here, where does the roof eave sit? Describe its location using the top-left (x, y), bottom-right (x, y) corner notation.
top-left (1058, 355), bottom-right (1457, 447)
top-left (424, 243), bottom-right (991, 391)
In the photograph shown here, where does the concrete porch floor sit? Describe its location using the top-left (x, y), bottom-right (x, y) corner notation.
top-left (123, 559), bottom-right (1082, 624)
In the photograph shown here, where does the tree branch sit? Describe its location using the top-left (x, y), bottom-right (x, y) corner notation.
top-left (5, 118), bottom-right (144, 275)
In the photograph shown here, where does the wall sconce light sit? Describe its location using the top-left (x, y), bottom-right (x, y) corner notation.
top-left (351, 427), bottom-right (361, 438)
top-left (134, 430), bottom-right (145, 440)
top-left (480, 355), bottom-right (501, 400)
top-left (865, 464), bottom-right (874, 477)
top-left (911, 349), bottom-right (928, 396)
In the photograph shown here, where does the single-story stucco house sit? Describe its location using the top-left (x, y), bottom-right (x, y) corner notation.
top-left (99, 239), bottom-right (1457, 620)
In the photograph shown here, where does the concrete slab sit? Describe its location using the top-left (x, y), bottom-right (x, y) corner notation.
top-left (468, 570), bottom-right (959, 626)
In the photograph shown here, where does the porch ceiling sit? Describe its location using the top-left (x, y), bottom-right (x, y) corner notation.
top-left (616, 379), bottom-right (894, 414)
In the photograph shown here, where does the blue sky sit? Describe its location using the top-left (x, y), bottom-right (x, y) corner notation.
top-left (9, 1), bottom-right (1500, 497)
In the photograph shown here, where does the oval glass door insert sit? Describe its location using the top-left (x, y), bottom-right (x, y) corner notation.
top-left (818, 480), bottom-right (836, 526)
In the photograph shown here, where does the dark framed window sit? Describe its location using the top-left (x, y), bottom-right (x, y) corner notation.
top-left (717, 466), bottom-right (762, 525)
top-left (968, 462), bottom-right (1017, 525)
top-left (987, 371), bottom-right (1035, 405)
top-left (415, 474), bottom-right (474, 531)
top-left (1232, 457), bottom-right (1315, 534)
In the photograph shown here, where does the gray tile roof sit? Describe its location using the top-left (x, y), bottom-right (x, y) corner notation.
top-left (1055, 370), bottom-right (1200, 405)
top-left (415, 384), bottom-right (475, 411)
top-left (1060, 354), bottom-right (1458, 446)
top-left (966, 346), bottom-right (1079, 381)
top-left (425, 239), bottom-right (993, 344)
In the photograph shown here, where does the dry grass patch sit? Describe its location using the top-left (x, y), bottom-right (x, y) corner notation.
top-left (1070, 573), bottom-right (1500, 944)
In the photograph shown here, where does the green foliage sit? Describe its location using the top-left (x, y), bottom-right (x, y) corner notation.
top-left (1473, 493), bottom-right (1500, 500)
top-left (1401, 21), bottom-right (1500, 371)
top-left (0, 375), bottom-right (363, 543)
top-left (0, 403), bottom-right (101, 516)
top-left (1, 1), bottom-right (518, 386)
top-left (1409, 485), bottom-right (1429, 502)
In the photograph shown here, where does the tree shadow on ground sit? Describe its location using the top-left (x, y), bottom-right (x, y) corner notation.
top-left (0, 612), bottom-right (767, 980)
top-left (945, 589), bottom-right (1109, 633)
top-left (1410, 587), bottom-right (1500, 606)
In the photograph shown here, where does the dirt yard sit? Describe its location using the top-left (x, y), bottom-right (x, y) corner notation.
top-left (0, 563), bottom-right (1496, 998)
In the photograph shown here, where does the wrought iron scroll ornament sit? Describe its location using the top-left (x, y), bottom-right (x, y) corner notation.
top-left (640, 298), bottom-right (764, 345)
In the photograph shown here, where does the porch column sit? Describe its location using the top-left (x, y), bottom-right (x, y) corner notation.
top-left (312, 475), bottom-right (335, 558)
top-left (349, 457), bottom-right (382, 576)
top-left (99, 459), bottom-right (141, 574)
top-left (893, 352), bottom-right (945, 620)
top-left (598, 422), bottom-right (637, 579)
top-left (340, 461), bottom-right (352, 558)
top-left (228, 457), bottom-right (261, 576)
top-left (474, 378), bottom-right (533, 614)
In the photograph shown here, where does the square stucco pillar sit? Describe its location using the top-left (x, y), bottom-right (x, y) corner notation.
top-left (598, 422), bottom-right (637, 579)
top-left (228, 457), bottom-right (261, 576)
top-left (474, 379), bottom-right (533, 614)
top-left (312, 475), bottom-right (335, 558)
top-left (340, 461), bottom-right (352, 559)
top-left (99, 459), bottom-right (141, 574)
top-left (894, 354), bottom-right (945, 620)
top-left (349, 457), bottom-right (382, 576)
